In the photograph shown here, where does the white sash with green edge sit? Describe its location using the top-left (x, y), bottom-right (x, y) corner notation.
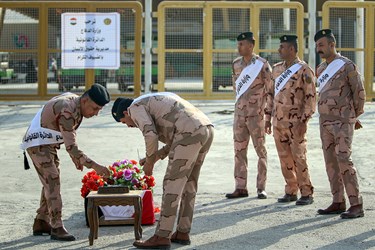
top-left (20, 107), bottom-right (64, 150)
top-left (318, 59), bottom-right (345, 93)
top-left (235, 59), bottom-right (263, 102)
top-left (274, 63), bottom-right (303, 96)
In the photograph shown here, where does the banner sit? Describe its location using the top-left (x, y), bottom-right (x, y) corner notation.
top-left (61, 12), bottom-right (120, 69)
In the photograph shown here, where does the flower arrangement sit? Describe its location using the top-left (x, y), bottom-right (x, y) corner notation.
top-left (81, 170), bottom-right (106, 198)
top-left (80, 158), bottom-right (156, 198)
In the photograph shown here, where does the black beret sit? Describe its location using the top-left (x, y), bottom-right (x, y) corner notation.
top-left (279, 35), bottom-right (298, 42)
top-left (111, 97), bottom-right (134, 122)
top-left (237, 32), bottom-right (255, 41)
top-left (86, 84), bottom-right (110, 106)
top-left (314, 29), bottom-right (335, 42)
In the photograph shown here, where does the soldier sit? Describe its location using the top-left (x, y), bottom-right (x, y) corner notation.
top-left (225, 31), bottom-right (272, 200)
top-left (265, 35), bottom-right (316, 205)
top-left (111, 92), bottom-right (214, 249)
top-left (314, 29), bottom-right (366, 219)
top-left (21, 84), bottom-right (111, 241)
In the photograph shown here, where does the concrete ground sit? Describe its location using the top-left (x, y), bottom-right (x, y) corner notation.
top-left (0, 100), bottom-right (374, 250)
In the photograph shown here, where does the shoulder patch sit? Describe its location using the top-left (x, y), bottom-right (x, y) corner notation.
top-left (305, 74), bottom-right (312, 84)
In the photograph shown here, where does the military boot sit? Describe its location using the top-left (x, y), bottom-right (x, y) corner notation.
top-left (33, 218), bottom-right (51, 236)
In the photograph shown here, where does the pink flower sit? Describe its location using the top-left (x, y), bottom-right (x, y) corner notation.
top-left (124, 169), bottom-right (133, 180)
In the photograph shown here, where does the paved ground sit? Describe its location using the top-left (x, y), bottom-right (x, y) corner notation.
top-left (0, 100), bottom-right (374, 250)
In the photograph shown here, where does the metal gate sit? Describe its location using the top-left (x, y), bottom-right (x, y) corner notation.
top-left (322, 1), bottom-right (375, 101)
top-left (157, 1), bottom-right (304, 100)
top-left (0, 1), bottom-right (142, 101)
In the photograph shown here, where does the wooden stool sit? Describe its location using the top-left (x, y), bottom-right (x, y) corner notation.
top-left (86, 190), bottom-right (143, 246)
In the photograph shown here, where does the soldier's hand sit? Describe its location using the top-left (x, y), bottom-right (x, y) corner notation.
top-left (265, 121), bottom-right (272, 134)
top-left (76, 164), bottom-right (84, 171)
top-left (139, 158), bottom-right (146, 166)
top-left (143, 162), bottom-right (154, 176)
top-left (93, 165), bottom-right (110, 178)
top-left (140, 155), bottom-right (160, 166)
top-left (355, 120), bottom-right (363, 130)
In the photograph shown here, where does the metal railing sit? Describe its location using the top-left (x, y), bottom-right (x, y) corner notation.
top-left (322, 1), bottom-right (375, 101)
top-left (157, 1), bottom-right (304, 100)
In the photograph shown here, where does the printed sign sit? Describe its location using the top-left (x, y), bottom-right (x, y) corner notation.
top-left (61, 13), bottom-right (120, 69)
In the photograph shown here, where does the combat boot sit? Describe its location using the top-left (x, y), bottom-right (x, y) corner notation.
top-left (257, 189), bottom-right (268, 199)
top-left (51, 226), bottom-right (76, 241)
top-left (171, 231), bottom-right (191, 245)
top-left (33, 218), bottom-right (51, 236)
top-left (225, 189), bottom-right (248, 199)
top-left (340, 204), bottom-right (364, 219)
top-left (277, 194), bottom-right (297, 202)
top-left (317, 202), bottom-right (346, 215)
top-left (133, 234), bottom-right (171, 249)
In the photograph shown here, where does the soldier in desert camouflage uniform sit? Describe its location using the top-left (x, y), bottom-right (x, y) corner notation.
top-left (314, 29), bottom-right (366, 219)
top-left (225, 32), bottom-right (272, 200)
top-left (21, 84), bottom-right (111, 241)
top-left (111, 92), bottom-right (214, 249)
top-left (265, 35), bottom-right (316, 206)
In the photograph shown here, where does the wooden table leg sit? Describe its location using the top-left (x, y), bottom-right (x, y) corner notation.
top-left (87, 198), bottom-right (94, 246)
top-left (133, 197), bottom-right (143, 240)
top-left (139, 197), bottom-right (143, 236)
top-left (93, 205), bottom-right (99, 239)
top-left (86, 192), bottom-right (144, 245)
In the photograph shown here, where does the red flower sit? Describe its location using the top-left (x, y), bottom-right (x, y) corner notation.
top-left (130, 159), bottom-right (138, 165)
top-left (117, 170), bottom-right (124, 178)
top-left (80, 170), bottom-right (106, 198)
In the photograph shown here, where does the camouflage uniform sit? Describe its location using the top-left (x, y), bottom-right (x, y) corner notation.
top-left (128, 93), bottom-right (214, 238)
top-left (232, 54), bottom-right (272, 191)
top-left (317, 54), bottom-right (366, 206)
top-left (265, 58), bottom-right (316, 197)
top-left (25, 93), bottom-right (100, 228)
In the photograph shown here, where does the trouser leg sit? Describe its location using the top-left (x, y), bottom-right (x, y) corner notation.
top-left (289, 123), bottom-right (313, 196)
top-left (27, 145), bottom-right (63, 228)
top-left (248, 115), bottom-right (267, 191)
top-left (273, 126), bottom-right (298, 195)
top-left (155, 126), bottom-right (213, 238)
top-left (320, 124), bottom-right (346, 203)
top-left (233, 114), bottom-right (250, 189)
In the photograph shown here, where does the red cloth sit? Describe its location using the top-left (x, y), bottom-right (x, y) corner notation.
top-left (140, 190), bottom-right (156, 225)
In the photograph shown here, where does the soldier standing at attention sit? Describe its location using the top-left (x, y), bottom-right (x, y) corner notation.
top-left (225, 32), bottom-right (272, 200)
top-left (111, 92), bottom-right (214, 249)
top-left (314, 29), bottom-right (366, 219)
top-left (265, 35), bottom-right (316, 205)
top-left (21, 84), bottom-right (111, 241)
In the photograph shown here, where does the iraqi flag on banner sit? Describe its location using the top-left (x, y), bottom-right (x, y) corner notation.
top-left (70, 17), bottom-right (77, 25)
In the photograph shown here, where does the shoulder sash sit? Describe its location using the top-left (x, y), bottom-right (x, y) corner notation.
top-left (317, 59), bottom-right (345, 92)
top-left (235, 59), bottom-right (264, 102)
top-left (274, 63), bottom-right (303, 96)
